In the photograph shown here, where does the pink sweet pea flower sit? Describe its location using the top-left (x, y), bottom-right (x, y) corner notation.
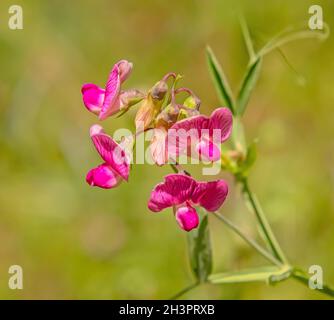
top-left (86, 124), bottom-right (130, 189)
top-left (167, 107), bottom-right (233, 162)
top-left (148, 174), bottom-right (228, 231)
top-left (81, 60), bottom-right (133, 120)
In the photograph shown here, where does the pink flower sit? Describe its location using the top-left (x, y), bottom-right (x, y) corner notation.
top-left (167, 107), bottom-right (233, 162)
top-left (148, 174), bottom-right (228, 231)
top-left (86, 124), bottom-right (130, 189)
top-left (81, 60), bottom-right (134, 120)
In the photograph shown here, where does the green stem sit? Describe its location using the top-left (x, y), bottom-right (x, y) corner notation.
top-left (169, 163), bottom-right (178, 173)
top-left (168, 165), bottom-right (334, 299)
top-left (292, 268), bottom-right (334, 298)
top-left (240, 178), bottom-right (288, 264)
top-left (213, 212), bottom-right (282, 267)
top-left (170, 282), bottom-right (199, 300)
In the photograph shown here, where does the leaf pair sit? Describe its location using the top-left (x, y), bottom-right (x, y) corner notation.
top-left (206, 22), bottom-right (329, 117)
top-left (206, 46), bottom-right (261, 117)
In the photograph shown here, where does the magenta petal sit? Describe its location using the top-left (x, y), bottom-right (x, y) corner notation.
top-left (175, 205), bottom-right (199, 232)
top-left (195, 139), bottom-right (221, 162)
top-left (148, 174), bottom-right (196, 212)
top-left (167, 108), bottom-right (232, 158)
top-left (117, 60), bottom-right (133, 83)
top-left (167, 115), bottom-right (208, 157)
top-left (171, 114), bottom-right (209, 132)
top-left (99, 65), bottom-right (121, 120)
top-left (86, 163), bottom-right (122, 189)
top-left (208, 108), bottom-right (233, 142)
top-left (81, 83), bottom-right (105, 114)
top-left (192, 180), bottom-right (228, 212)
top-left (90, 125), bottom-right (130, 181)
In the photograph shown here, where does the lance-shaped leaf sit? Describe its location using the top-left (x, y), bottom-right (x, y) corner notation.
top-left (187, 214), bottom-right (212, 282)
top-left (206, 46), bottom-right (236, 115)
top-left (239, 14), bottom-right (256, 61)
top-left (237, 57), bottom-right (262, 116)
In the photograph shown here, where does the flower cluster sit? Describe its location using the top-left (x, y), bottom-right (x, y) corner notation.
top-left (81, 60), bottom-right (233, 231)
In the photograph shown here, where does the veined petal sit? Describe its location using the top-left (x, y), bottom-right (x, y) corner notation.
top-left (191, 180), bottom-right (228, 212)
top-left (175, 205), bottom-right (199, 231)
top-left (86, 163), bottom-right (122, 189)
top-left (99, 64), bottom-right (121, 120)
top-left (150, 127), bottom-right (168, 166)
top-left (167, 107), bottom-right (232, 158)
top-left (148, 174), bottom-right (196, 212)
top-left (81, 83), bottom-right (105, 114)
top-left (167, 115), bottom-right (207, 157)
top-left (90, 125), bottom-right (130, 181)
top-left (208, 107), bottom-right (233, 142)
top-left (117, 60), bottom-right (133, 83)
top-left (169, 114), bottom-right (209, 138)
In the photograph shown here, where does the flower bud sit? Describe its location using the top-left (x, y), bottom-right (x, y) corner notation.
top-left (150, 80), bottom-right (168, 100)
top-left (135, 80), bottom-right (168, 131)
top-left (155, 103), bottom-right (179, 129)
top-left (183, 95), bottom-right (201, 110)
top-left (119, 89), bottom-right (145, 110)
top-left (117, 60), bottom-right (133, 82)
top-left (177, 106), bottom-right (200, 121)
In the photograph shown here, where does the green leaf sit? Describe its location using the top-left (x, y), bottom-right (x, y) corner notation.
top-left (258, 23), bottom-right (330, 58)
top-left (236, 23), bottom-right (329, 116)
top-left (239, 14), bottom-right (256, 61)
top-left (237, 57), bottom-right (262, 116)
top-left (187, 214), bottom-right (212, 283)
top-left (209, 265), bottom-right (292, 285)
top-left (209, 266), bottom-right (279, 284)
top-left (206, 46), bottom-right (235, 115)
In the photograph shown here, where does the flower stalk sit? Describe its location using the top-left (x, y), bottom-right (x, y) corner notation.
top-left (240, 178), bottom-right (288, 265)
top-left (171, 19), bottom-right (334, 299)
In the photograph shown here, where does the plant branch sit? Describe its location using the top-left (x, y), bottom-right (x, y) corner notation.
top-left (291, 268), bottom-right (334, 298)
top-left (240, 178), bottom-right (288, 264)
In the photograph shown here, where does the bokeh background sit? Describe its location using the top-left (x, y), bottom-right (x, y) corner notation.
top-left (0, 0), bottom-right (333, 299)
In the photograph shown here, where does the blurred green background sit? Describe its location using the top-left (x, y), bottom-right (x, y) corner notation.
top-left (0, 0), bottom-right (333, 299)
